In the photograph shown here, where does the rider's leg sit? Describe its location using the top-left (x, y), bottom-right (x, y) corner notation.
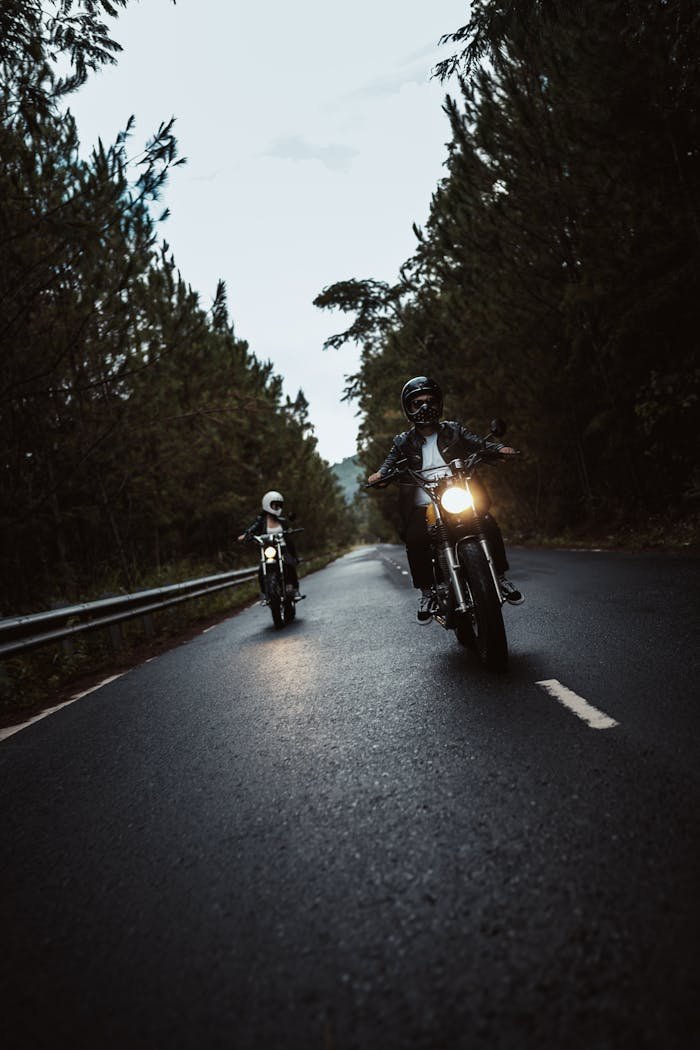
top-left (283, 552), bottom-right (301, 594)
top-left (482, 515), bottom-right (523, 604)
top-left (405, 507), bottom-right (438, 622)
top-left (481, 514), bottom-right (508, 574)
top-left (405, 507), bottom-right (433, 588)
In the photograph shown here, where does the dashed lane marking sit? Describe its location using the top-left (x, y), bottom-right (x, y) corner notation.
top-left (376, 550), bottom-right (409, 574)
top-left (536, 678), bottom-right (619, 730)
top-left (0, 674), bottom-right (124, 742)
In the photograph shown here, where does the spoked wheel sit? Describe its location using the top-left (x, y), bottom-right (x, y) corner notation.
top-left (267, 573), bottom-right (284, 628)
top-left (457, 542), bottom-right (508, 671)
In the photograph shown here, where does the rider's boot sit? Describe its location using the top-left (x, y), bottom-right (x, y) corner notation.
top-left (498, 575), bottom-right (524, 605)
top-left (416, 588), bottom-right (438, 624)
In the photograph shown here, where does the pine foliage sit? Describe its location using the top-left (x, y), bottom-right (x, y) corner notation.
top-left (1, 1), bottom-right (352, 613)
top-left (315, 0), bottom-right (700, 537)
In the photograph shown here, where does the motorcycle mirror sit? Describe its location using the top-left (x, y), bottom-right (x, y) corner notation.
top-left (489, 418), bottom-right (507, 438)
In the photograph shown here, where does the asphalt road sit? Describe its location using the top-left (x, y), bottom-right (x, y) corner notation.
top-left (1, 545), bottom-right (699, 1049)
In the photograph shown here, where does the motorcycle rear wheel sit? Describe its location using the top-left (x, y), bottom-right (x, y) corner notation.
top-left (456, 541), bottom-right (508, 671)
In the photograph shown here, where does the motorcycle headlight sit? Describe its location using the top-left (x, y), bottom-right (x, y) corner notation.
top-left (264, 546), bottom-right (277, 561)
top-left (440, 484), bottom-right (474, 515)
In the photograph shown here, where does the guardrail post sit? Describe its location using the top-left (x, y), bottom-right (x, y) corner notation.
top-left (51, 601), bottom-right (75, 658)
top-left (141, 613), bottom-right (155, 639)
top-left (108, 622), bottom-right (125, 650)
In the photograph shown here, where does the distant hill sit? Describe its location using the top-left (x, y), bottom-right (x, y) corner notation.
top-left (331, 455), bottom-right (362, 504)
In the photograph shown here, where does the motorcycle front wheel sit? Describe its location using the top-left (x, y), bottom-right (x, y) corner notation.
top-left (266, 572), bottom-right (284, 629)
top-left (456, 541), bottom-right (508, 671)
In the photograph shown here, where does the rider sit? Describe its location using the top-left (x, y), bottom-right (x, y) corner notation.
top-left (367, 376), bottom-right (523, 623)
top-left (237, 490), bottom-right (301, 598)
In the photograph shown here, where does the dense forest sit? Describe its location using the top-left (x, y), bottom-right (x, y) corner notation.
top-left (316, 0), bottom-right (699, 542)
top-left (0, 1), bottom-right (353, 615)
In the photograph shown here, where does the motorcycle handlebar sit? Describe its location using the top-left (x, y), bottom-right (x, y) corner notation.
top-left (365, 448), bottom-right (518, 489)
top-left (249, 527), bottom-right (304, 541)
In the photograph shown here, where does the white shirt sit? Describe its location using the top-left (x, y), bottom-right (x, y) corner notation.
top-left (415, 431), bottom-right (450, 505)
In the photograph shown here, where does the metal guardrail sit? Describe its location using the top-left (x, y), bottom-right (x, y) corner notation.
top-left (0, 566), bottom-right (259, 659)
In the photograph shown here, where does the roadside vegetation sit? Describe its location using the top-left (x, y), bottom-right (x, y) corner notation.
top-left (316, 0), bottom-right (699, 547)
top-left (0, 2), bottom-right (355, 714)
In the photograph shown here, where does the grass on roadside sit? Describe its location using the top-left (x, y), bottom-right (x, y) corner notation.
top-left (505, 510), bottom-right (700, 553)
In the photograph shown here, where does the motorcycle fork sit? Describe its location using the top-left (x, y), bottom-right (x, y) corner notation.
top-left (260, 546), bottom-right (283, 596)
top-left (479, 536), bottom-right (503, 599)
top-left (430, 516), bottom-right (468, 613)
top-left (430, 505), bottom-right (469, 613)
top-left (461, 522), bottom-right (504, 605)
top-left (436, 540), bottom-right (468, 614)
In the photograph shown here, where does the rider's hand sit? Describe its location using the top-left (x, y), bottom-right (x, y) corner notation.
top-left (499, 446), bottom-right (518, 456)
top-left (237, 533), bottom-right (247, 542)
top-left (367, 471), bottom-right (383, 484)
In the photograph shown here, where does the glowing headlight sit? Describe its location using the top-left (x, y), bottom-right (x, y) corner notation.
top-left (264, 546), bottom-right (277, 560)
top-left (440, 484), bottom-right (474, 514)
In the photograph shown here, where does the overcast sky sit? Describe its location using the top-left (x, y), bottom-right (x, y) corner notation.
top-left (66, 0), bottom-right (466, 463)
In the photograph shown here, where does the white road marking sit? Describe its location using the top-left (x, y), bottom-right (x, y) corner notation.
top-left (536, 679), bottom-right (619, 730)
top-left (377, 550), bottom-right (409, 576)
top-left (0, 674), bottom-right (124, 742)
top-left (202, 625), bottom-right (216, 634)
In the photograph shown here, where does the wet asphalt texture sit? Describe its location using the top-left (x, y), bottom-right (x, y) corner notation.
top-left (1, 546), bottom-right (699, 1049)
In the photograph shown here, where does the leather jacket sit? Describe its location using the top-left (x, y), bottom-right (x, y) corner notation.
top-left (378, 420), bottom-right (505, 528)
top-left (242, 512), bottom-right (283, 538)
top-left (242, 513), bottom-right (298, 560)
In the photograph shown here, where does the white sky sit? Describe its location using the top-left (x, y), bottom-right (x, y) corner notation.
top-left (66, 0), bottom-right (466, 463)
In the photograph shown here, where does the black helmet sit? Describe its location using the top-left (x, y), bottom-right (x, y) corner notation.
top-left (401, 376), bottom-right (443, 426)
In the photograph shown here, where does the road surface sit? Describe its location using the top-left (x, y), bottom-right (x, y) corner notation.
top-left (2, 546), bottom-right (699, 1049)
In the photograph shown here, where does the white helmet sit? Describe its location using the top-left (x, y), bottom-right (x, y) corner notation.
top-left (261, 490), bottom-right (284, 515)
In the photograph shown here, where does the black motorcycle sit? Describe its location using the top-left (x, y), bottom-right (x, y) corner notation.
top-left (251, 527), bottom-right (304, 628)
top-left (368, 423), bottom-right (517, 671)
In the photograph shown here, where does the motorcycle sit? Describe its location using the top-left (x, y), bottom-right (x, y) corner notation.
top-left (368, 422), bottom-right (517, 671)
top-left (251, 527), bottom-right (304, 628)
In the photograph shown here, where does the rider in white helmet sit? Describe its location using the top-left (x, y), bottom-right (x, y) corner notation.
top-left (238, 491), bottom-right (301, 595)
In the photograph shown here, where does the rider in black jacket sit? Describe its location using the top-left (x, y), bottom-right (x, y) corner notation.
top-left (368, 377), bottom-right (523, 623)
top-left (238, 490), bottom-right (301, 597)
